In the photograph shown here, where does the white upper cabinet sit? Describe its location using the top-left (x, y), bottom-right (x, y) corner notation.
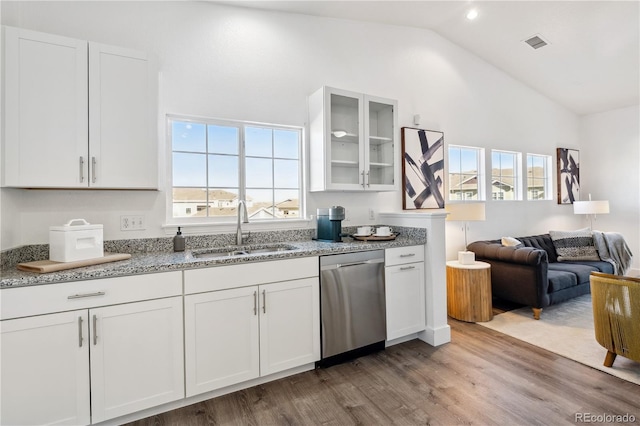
top-left (2, 26), bottom-right (157, 189)
top-left (88, 43), bottom-right (157, 188)
top-left (309, 86), bottom-right (398, 191)
top-left (3, 26), bottom-right (89, 188)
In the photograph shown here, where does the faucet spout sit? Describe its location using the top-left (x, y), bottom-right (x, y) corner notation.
top-left (236, 200), bottom-right (249, 245)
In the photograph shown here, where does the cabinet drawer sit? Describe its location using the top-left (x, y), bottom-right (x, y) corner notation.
top-left (185, 257), bottom-right (319, 294)
top-left (1, 272), bottom-right (182, 320)
top-left (385, 245), bottom-right (425, 266)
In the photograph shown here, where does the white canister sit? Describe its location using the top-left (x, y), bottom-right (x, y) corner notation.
top-left (49, 219), bottom-right (104, 262)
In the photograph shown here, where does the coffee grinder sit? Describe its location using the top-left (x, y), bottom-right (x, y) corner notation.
top-left (315, 206), bottom-right (345, 242)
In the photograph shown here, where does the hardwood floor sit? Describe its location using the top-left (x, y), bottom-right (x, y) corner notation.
top-left (127, 320), bottom-right (640, 425)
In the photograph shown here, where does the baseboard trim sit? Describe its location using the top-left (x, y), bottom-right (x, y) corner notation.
top-left (418, 324), bottom-right (451, 346)
top-left (94, 363), bottom-right (315, 426)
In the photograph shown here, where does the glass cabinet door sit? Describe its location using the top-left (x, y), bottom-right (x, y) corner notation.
top-left (309, 86), bottom-right (397, 192)
top-left (365, 97), bottom-right (395, 189)
top-left (329, 91), bottom-right (363, 188)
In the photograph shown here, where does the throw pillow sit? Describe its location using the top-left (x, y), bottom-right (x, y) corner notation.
top-left (549, 229), bottom-right (600, 261)
top-left (501, 237), bottom-right (522, 247)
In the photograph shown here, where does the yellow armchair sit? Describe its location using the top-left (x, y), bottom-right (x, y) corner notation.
top-left (590, 272), bottom-right (640, 367)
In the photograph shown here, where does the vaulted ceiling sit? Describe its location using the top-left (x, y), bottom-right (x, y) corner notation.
top-left (217, 1), bottom-right (640, 116)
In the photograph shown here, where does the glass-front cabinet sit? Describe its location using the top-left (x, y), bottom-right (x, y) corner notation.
top-left (309, 86), bottom-right (398, 191)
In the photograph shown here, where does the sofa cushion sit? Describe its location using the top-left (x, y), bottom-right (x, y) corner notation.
top-left (549, 229), bottom-right (600, 261)
top-left (516, 234), bottom-right (559, 262)
top-left (547, 270), bottom-right (577, 292)
top-left (565, 260), bottom-right (614, 275)
top-left (549, 263), bottom-right (599, 285)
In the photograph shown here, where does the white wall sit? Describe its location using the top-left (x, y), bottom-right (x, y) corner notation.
top-left (0, 1), bottom-right (606, 253)
top-left (579, 105), bottom-right (640, 274)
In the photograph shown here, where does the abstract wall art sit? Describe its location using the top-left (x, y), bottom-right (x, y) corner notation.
top-left (557, 148), bottom-right (580, 204)
top-left (401, 127), bottom-right (445, 210)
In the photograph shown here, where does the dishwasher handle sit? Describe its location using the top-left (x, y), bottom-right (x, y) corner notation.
top-left (321, 258), bottom-right (384, 270)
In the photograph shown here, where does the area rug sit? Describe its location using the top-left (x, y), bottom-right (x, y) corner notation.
top-left (479, 294), bottom-right (640, 386)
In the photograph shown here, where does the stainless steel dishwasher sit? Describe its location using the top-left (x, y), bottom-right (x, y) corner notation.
top-left (319, 250), bottom-right (386, 365)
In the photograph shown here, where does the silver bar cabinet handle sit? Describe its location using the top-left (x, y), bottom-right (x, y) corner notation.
top-left (78, 316), bottom-right (84, 347)
top-left (366, 170), bottom-right (370, 187)
top-left (68, 291), bottom-right (105, 300)
top-left (91, 157), bottom-right (97, 183)
top-left (253, 291), bottom-right (257, 315)
top-left (360, 170), bottom-right (365, 188)
top-left (400, 266), bottom-right (416, 271)
top-left (400, 253), bottom-right (416, 258)
top-left (92, 315), bottom-right (98, 345)
top-left (262, 289), bottom-right (266, 314)
top-left (79, 156), bottom-right (85, 182)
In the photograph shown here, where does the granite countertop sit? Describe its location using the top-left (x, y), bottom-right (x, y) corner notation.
top-left (0, 232), bottom-right (425, 289)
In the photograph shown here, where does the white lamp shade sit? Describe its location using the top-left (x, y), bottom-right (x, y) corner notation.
top-left (573, 200), bottom-right (610, 215)
top-left (445, 203), bottom-right (486, 221)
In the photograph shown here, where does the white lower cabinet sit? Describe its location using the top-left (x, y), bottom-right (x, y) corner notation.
top-left (184, 286), bottom-right (260, 395)
top-left (90, 297), bottom-right (184, 423)
top-left (385, 246), bottom-right (426, 340)
top-left (1, 310), bottom-right (91, 426)
top-left (259, 278), bottom-right (320, 376)
top-left (0, 272), bottom-right (184, 425)
top-left (184, 258), bottom-right (320, 398)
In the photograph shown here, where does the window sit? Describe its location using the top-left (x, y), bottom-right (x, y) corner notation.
top-left (448, 145), bottom-right (485, 201)
top-left (170, 116), bottom-right (302, 221)
top-left (526, 154), bottom-right (552, 200)
top-left (491, 150), bottom-right (521, 201)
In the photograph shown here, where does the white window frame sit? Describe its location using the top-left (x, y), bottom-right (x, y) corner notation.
top-left (526, 153), bottom-right (553, 201)
top-left (447, 145), bottom-right (486, 201)
top-left (491, 149), bottom-right (522, 201)
top-left (166, 114), bottom-right (306, 229)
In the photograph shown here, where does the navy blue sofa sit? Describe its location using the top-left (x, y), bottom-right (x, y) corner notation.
top-left (467, 234), bottom-right (614, 320)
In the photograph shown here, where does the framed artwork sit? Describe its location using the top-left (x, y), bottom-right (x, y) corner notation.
top-left (401, 127), bottom-right (445, 209)
top-left (557, 148), bottom-right (579, 204)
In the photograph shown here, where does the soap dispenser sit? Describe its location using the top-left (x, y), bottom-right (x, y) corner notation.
top-left (173, 227), bottom-right (185, 252)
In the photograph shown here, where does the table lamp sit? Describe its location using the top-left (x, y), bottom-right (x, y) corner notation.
top-left (573, 194), bottom-right (609, 230)
top-left (445, 203), bottom-right (486, 264)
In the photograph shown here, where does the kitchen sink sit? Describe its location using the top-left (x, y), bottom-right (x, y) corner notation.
top-left (192, 244), bottom-right (297, 259)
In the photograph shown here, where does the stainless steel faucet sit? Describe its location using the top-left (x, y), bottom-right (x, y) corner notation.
top-left (236, 200), bottom-right (249, 245)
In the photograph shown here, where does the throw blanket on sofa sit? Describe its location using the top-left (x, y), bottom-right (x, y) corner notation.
top-left (592, 231), bottom-right (633, 275)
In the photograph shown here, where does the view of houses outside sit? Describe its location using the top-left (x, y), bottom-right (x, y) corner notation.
top-left (449, 167), bottom-right (548, 201)
top-left (172, 188), bottom-right (299, 219)
top-left (448, 146), bottom-right (551, 201)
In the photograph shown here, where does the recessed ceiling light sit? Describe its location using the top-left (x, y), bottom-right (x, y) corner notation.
top-left (466, 9), bottom-right (479, 20)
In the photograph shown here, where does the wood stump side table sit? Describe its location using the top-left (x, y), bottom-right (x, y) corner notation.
top-left (446, 260), bottom-right (493, 322)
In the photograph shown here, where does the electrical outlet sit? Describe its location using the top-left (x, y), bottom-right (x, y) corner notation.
top-left (369, 208), bottom-right (375, 220)
top-left (120, 215), bottom-right (145, 231)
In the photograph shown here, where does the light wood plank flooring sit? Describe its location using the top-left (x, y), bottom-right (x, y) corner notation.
top-left (127, 319), bottom-right (640, 425)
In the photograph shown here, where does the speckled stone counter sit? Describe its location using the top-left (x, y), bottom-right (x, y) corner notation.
top-left (0, 226), bottom-right (426, 289)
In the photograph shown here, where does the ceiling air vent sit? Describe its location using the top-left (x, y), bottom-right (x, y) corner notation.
top-left (524, 35), bottom-right (549, 50)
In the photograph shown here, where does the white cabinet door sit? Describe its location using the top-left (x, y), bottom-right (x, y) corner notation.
top-left (3, 26), bottom-right (88, 188)
top-left (309, 86), bottom-right (397, 192)
top-left (89, 43), bottom-right (157, 189)
top-left (259, 278), bottom-right (320, 376)
top-left (385, 262), bottom-right (426, 340)
top-left (184, 287), bottom-right (260, 397)
top-left (1, 310), bottom-right (91, 426)
top-left (90, 297), bottom-right (184, 423)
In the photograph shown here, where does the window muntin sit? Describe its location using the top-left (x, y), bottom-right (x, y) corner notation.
top-left (526, 153), bottom-right (552, 200)
top-left (170, 117), bottom-right (302, 221)
top-left (448, 145), bottom-right (485, 201)
top-left (491, 150), bottom-right (521, 201)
